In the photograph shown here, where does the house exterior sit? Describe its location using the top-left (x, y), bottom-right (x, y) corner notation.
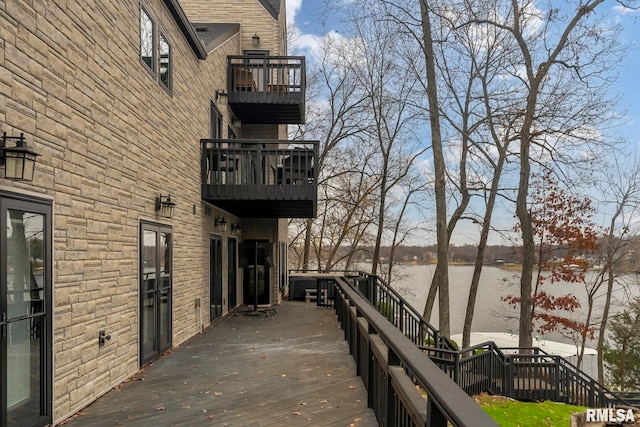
top-left (0, 0), bottom-right (315, 425)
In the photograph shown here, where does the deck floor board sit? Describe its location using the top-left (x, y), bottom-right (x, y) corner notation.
top-left (62, 301), bottom-right (377, 426)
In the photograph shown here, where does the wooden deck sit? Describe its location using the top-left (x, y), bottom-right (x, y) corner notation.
top-left (62, 301), bottom-right (377, 426)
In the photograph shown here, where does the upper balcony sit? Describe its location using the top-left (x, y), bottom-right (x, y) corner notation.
top-left (201, 139), bottom-right (317, 218)
top-left (227, 56), bottom-right (306, 124)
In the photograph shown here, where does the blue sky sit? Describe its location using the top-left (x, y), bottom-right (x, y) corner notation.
top-left (288, 0), bottom-right (640, 144)
top-left (286, 0), bottom-right (640, 245)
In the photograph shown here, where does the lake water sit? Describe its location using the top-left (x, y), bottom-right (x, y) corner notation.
top-left (385, 264), bottom-right (640, 348)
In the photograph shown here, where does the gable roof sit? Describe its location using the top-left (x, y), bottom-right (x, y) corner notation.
top-left (258, 0), bottom-right (281, 19)
top-left (193, 23), bottom-right (240, 53)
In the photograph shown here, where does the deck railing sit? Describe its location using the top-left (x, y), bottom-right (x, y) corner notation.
top-left (332, 276), bottom-right (499, 427)
top-left (227, 55), bottom-right (305, 123)
top-left (349, 271), bottom-right (635, 408)
top-left (200, 140), bottom-right (317, 217)
top-left (296, 269), bottom-right (637, 410)
top-left (341, 272), bottom-right (457, 351)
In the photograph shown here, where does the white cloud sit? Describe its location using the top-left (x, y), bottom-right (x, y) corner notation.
top-left (613, 4), bottom-right (640, 16)
top-left (286, 0), bottom-right (303, 27)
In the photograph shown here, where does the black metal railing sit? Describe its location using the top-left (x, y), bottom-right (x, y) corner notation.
top-left (201, 139), bottom-right (317, 217)
top-left (227, 56), bottom-right (305, 124)
top-left (355, 271), bottom-right (633, 408)
top-left (296, 269), bottom-right (637, 410)
top-left (332, 276), bottom-right (499, 427)
top-left (341, 272), bottom-right (457, 352)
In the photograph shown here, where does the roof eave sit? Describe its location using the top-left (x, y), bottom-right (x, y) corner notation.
top-left (163, 0), bottom-right (207, 60)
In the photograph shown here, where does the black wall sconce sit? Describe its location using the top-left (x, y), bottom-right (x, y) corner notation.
top-left (252, 33), bottom-right (260, 46)
top-left (1, 132), bottom-right (40, 181)
top-left (231, 223), bottom-right (241, 232)
top-left (155, 194), bottom-right (176, 219)
top-left (215, 216), bottom-right (227, 231)
top-left (215, 90), bottom-right (228, 104)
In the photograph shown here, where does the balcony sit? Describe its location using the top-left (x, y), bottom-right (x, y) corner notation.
top-left (201, 139), bottom-right (317, 218)
top-left (227, 56), bottom-right (305, 124)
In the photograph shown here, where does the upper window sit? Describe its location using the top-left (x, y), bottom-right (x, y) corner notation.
top-left (159, 33), bottom-right (171, 90)
top-left (140, 7), bottom-right (155, 72)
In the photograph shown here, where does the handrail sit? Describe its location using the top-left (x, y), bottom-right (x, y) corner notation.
top-left (227, 56), bottom-right (306, 94)
top-left (201, 139), bottom-right (318, 188)
top-left (333, 276), bottom-right (499, 427)
top-left (295, 269), bottom-right (638, 409)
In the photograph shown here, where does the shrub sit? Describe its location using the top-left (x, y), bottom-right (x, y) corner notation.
top-left (376, 301), bottom-right (395, 323)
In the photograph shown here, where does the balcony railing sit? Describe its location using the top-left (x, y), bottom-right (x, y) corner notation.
top-left (227, 56), bottom-right (306, 124)
top-left (201, 139), bottom-right (317, 218)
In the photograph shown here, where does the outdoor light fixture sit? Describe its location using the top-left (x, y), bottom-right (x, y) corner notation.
top-left (215, 90), bottom-right (228, 103)
top-left (155, 194), bottom-right (176, 219)
top-left (252, 33), bottom-right (260, 46)
top-left (0, 132), bottom-right (40, 181)
top-left (215, 216), bottom-right (227, 231)
top-left (231, 223), bottom-right (241, 232)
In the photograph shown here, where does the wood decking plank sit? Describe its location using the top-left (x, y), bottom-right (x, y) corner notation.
top-left (62, 302), bottom-right (377, 426)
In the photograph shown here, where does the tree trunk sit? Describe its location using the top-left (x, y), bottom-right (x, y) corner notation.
top-left (462, 146), bottom-right (505, 348)
top-left (302, 218), bottom-right (312, 270)
top-left (423, 266), bottom-right (438, 320)
top-left (516, 117), bottom-right (534, 349)
top-left (419, 0), bottom-right (450, 338)
top-left (372, 172), bottom-right (388, 276)
top-left (597, 267), bottom-right (615, 384)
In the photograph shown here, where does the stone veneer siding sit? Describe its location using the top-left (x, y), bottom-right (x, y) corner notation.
top-left (0, 0), bottom-right (286, 422)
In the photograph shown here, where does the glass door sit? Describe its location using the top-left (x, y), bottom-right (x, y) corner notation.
top-left (1, 193), bottom-right (52, 427)
top-left (210, 236), bottom-right (222, 321)
top-left (241, 240), bottom-right (271, 309)
top-left (139, 223), bottom-right (172, 366)
top-left (227, 238), bottom-right (237, 309)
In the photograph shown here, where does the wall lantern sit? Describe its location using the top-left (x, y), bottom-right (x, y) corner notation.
top-left (215, 216), bottom-right (227, 231)
top-left (215, 90), bottom-right (228, 104)
top-left (252, 33), bottom-right (260, 46)
top-left (231, 223), bottom-right (241, 232)
top-left (1, 132), bottom-right (40, 181)
top-left (155, 194), bottom-right (176, 219)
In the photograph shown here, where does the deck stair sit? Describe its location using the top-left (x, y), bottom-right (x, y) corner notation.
top-left (327, 270), bottom-right (638, 409)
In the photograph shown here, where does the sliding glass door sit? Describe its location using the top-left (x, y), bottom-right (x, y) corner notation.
top-left (1, 193), bottom-right (52, 427)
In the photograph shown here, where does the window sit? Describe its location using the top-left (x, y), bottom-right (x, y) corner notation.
top-left (210, 102), bottom-right (223, 139)
top-left (140, 6), bottom-right (155, 72)
top-left (140, 5), bottom-right (172, 92)
top-left (159, 33), bottom-right (171, 90)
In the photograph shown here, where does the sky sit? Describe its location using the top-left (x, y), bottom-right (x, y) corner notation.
top-left (285, 0), bottom-right (640, 246)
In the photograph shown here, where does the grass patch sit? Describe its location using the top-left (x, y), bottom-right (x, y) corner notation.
top-left (474, 394), bottom-right (586, 427)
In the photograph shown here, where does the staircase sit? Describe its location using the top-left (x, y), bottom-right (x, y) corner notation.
top-left (336, 271), bottom-right (635, 408)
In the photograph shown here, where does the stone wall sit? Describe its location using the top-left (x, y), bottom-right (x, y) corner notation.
top-left (0, 0), bottom-right (286, 422)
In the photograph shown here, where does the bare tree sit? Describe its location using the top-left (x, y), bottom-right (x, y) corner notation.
top-left (590, 155), bottom-right (640, 382)
top-left (342, 8), bottom-right (428, 276)
top-left (457, 0), bottom-right (625, 348)
top-left (289, 34), bottom-right (371, 269)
